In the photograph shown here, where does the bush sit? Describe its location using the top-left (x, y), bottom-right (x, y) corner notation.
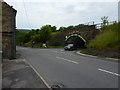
top-left (24, 42), bottom-right (32, 47)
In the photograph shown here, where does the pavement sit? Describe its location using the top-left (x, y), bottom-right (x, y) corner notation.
top-left (2, 53), bottom-right (48, 89)
top-left (0, 52), bottom-right (2, 90)
top-left (17, 46), bottom-right (119, 88)
top-left (0, 67), bottom-right (2, 90)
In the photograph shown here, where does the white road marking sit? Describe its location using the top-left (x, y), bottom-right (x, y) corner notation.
top-left (24, 60), bottom-right (51, 89)
top-left (56, 57), bottom-right (79, 64)
top-left (21, 48), bottom-right (28, 50)
top-left (51, 50), bottom-right (59, 53)
top-left (98, 68), bottom-right (120, 76)
top-left (61, 52), bottom-right (65, 54)
top-left (60, 52), bottom-right (73, 56)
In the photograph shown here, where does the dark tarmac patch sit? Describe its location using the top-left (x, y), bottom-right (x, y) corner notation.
top-left (51, 82), bottom-right (66, 89)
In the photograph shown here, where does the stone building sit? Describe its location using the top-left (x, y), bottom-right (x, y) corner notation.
top-left (1, 1), bottom-right (17, 59)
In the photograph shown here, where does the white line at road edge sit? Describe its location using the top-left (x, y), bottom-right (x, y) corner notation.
top-left (23, 59), bottom-right (52, 89)
top-left (56, 57), bottom-right (79, 64)
top-left (61, 50), bottom-right (64, 51)
top-left (98, 68), bottom-right (120, 76)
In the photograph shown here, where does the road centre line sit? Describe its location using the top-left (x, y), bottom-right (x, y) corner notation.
top-left (60, 51), bottom-right (74, 56)
top-left (98, 68), bottom-right (120, 76)
top-left (56, 57), bottom-right (79, 64)
top-left (51, 50), bottom-right (59, 53)
top-left (51, 50), bottom-right (73, 55)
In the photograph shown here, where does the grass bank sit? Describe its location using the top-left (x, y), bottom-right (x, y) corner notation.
top-left (80, 22), bottom-right (120, 59)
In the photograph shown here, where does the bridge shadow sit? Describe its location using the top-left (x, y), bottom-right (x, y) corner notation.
top-left (65, 33), bottom-right (88, 50)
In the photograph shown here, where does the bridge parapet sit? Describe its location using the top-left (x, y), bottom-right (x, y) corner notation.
top-left (65, 25), bottom-right (100, 41)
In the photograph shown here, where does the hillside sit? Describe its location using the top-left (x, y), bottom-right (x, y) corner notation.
top-left (81, 22), bottom-right (120, 59)
top-left (17, 29), bottom-right (31, 32)
top-left (88, 22), bottom-right (119, 49)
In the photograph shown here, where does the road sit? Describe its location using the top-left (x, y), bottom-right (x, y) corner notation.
top-left (17, 46), bottom-right (119, 88)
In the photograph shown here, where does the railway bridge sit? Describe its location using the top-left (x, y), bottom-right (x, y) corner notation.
top-left (64, 25), bottom-right (100, 48)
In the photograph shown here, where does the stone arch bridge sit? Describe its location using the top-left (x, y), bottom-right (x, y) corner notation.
top-left (64, 25), bottom-right (100, 48)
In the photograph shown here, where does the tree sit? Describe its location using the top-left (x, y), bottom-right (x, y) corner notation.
top-left (101, 16), bottom-right (108, 26)
top-left (58, 27), bottom-right (66, 32)
top-left (23, 33), bottom-right (31, 44)
top-left (16, 30), bottom-right (26, 45)
top-left (32, 34), bottom-right (40, 42)
top-left (67, 26), bottom-right (74, 30)
top-left (39, 25), bottom-right (52, 43)
top-left (36, 29), bottom-right (39, 34)
top-left (51, 26), bottom-right (57, 32)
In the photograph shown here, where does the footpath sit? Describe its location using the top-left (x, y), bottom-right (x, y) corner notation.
top-left (2, 53), bottom-right (49, 89)
top-left (0, 51), bottom-right (2, 90)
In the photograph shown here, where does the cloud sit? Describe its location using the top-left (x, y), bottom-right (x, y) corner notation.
top-left (4, 1), bottom-right (118, 29)
top-left (4, 0), bottom-right (119, 2)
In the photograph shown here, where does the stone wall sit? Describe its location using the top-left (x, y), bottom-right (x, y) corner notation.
top-left (48, 25), bottom-right (100, 46)
top-left (64, 25), bottom-right (100, 41)
top-left (1, 1), bottom-right (17, 59)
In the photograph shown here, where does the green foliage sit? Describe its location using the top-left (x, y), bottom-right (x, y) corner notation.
top-left (32, 34), bottom-right (40, 43)
top-left (24, 41), bottom-right (32, 47)
top-left (39, 25), bottom-right (52, 43)
top-left (51, 26), bottom-right (57, 32)
top-left (73, 24), bottom-right (87, 29)
top-left (51, 32), bottom-right (59, 36)
top-left (16, 23), bottom-right (88, 47)
top-left (101, 16), bottom-right (108, 26)
top-left (23, 33), bottom-right (31, 44)
top-left (58, 24), bottom-right (87, 31)
top-left (80, 49), bottom-right (88, 54)
top-left (48, 32), bottom-right (65, 46)
top-left (58, 27), bottom-right (67, 32)
top-left (88, 22), bottom-right (119, 49)
top-left (16, 30), bottom-right (27, 45)
top-left (66, 26), bottom-right (74, 30)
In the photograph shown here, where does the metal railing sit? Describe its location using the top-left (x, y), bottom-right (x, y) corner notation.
top-left (95, 21), bottom-right (117, 29)
top-left (83, 21), bottom-right (117, 30)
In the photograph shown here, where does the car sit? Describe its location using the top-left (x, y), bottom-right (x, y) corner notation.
top-left (64, 44), bottom-right (76, 51)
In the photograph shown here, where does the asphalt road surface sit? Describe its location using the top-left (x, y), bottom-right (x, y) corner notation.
top-left (17, 46), bottom-right (119, 88)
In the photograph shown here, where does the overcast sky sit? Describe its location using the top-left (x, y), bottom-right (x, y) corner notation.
top-left (4, 0), bottom-right (119, 29)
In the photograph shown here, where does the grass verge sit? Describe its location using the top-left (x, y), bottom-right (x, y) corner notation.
top-left (80, 22), bottom-right (120, 59)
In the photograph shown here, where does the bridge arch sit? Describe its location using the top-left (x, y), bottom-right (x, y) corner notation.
top-left (65, 33), bottom-right (88, 48)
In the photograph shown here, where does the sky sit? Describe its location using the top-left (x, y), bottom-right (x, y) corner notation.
top-left (4, 0), bottom-right (119, 29)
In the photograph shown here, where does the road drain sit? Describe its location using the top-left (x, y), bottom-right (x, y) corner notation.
top-left (51, 82), bottom-right (66, 89)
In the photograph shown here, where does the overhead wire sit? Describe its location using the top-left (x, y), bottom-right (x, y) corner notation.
top-left (22, 0), bottom-right (31, 29)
